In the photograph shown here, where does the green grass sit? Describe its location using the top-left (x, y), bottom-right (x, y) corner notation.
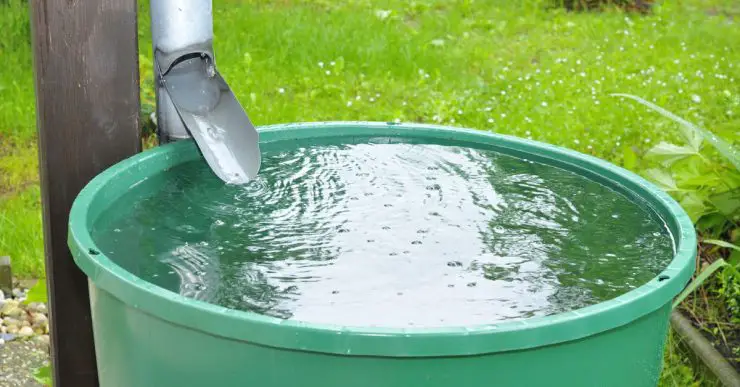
top-left (0, 141), bottom-right (41, 276)
top-left (0, 0), bottom-right (42, 277)
top-left (660, 330), bottom-right (721, 387)
top-left (0, 0), bottom-right (35, 145)
top-left (1, 0), bottom-right (739, 383)
top-left (0, 185), bottom-right (44, 277)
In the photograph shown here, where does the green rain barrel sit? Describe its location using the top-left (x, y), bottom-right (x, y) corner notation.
top-left (68, 122), bottom-right (696, 387)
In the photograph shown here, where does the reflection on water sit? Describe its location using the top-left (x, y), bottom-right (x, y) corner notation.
top-left (93, 139), bottom-right (674, 327)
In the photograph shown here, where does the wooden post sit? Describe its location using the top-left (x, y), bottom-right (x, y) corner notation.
top-left (30, 1), bottom-right (141, 385)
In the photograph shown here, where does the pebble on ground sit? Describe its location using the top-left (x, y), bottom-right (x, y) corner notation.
top-left (0, 281), bottom-right (51, 387)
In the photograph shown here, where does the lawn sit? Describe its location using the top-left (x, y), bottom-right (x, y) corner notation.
top-left (1, 0), bottom-right (739, 384)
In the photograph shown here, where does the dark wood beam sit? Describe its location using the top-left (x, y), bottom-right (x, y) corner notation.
top-left (29, 1), bottom-right (141, 385)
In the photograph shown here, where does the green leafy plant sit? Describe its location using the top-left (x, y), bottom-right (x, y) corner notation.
top-left (33, 364), bottom-right (52, 387)
top-left (23, 278), bottom-right (47, 304)
top-left (611, 94), bottom-right (739, 228)
top-left (614, 94), bottom-right (739, 363)
top-left (717, 265), bottom-right (740, 325)
top-left (25, 280), bottom-right (52, 385)
top-left (672, 259), bottom-right (728, 309)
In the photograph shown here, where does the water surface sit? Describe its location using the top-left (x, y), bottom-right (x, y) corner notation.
top-left (93, 138), bottom-right (675, 327)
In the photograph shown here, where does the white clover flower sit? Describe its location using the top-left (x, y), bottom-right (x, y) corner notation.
top-left (375, 9), bottom-right (391, 20)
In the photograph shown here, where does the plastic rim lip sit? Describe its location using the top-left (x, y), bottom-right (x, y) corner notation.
top-left (68, 121), bottom-right (696, 357)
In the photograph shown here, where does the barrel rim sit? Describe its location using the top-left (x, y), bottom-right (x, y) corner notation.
top-left (68, 121), bottom-right (696, 357)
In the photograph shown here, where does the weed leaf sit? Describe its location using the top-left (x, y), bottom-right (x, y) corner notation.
top-left (23, 280), bottom-right (47, 305)
top-left (673, 258), bottom-right (728, 309)
top-left (703, 239), bottom-right (740, 252)
top-left (646, 142), bottom-right (700, 166)
top-left (708, 188), bottom-right (740, 216)
top-left (611, 94), bottom-right (740, 170)
top-left (645, 168), bottom-right (678, 191)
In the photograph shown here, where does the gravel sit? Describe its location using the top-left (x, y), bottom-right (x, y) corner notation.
top-left (0, 280), bottom-right (50, 387)
top-left (0, 340), bottom-right (48, 387)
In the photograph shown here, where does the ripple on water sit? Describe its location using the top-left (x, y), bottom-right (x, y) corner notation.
top-left (93, 141), bottom-right (675, 328)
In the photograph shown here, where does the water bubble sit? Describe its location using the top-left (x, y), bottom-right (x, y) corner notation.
top-left (206, 64), bottom-right (216, 78)
top-left (206, 127), bottom-right (223, 140)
